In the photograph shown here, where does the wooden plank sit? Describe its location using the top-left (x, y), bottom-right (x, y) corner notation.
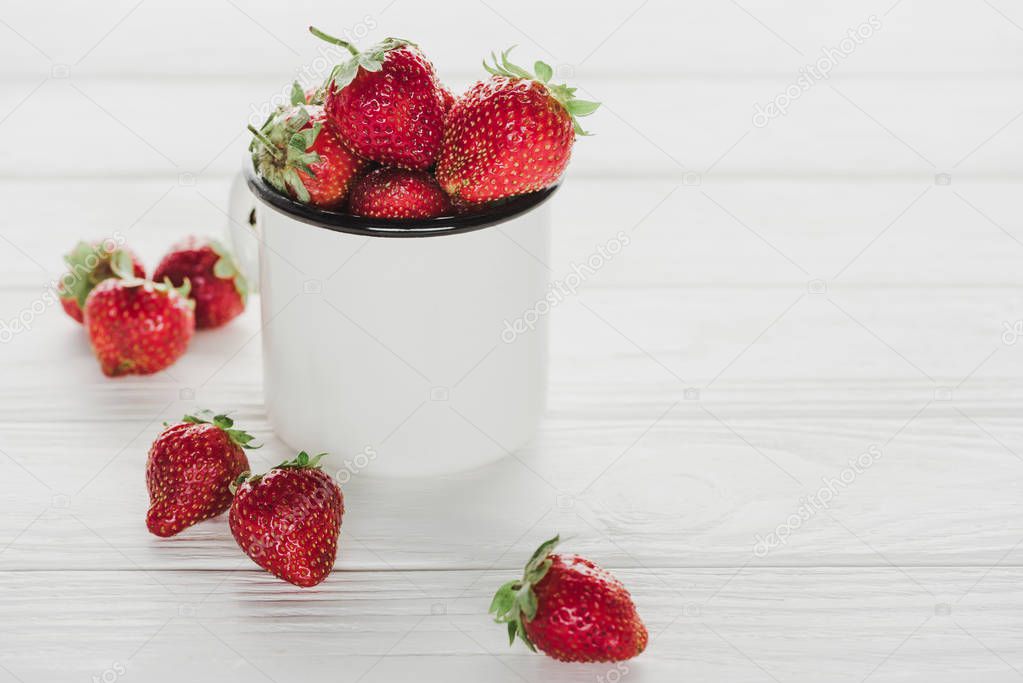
top-left (2, 285), bottom-right (1023, 571)
top-left (0, 170), bottom-right (1019, 571)
top-left (0, 76), bottom-right (1021, 179)
top-left (2, 269), bottom-right (1021, 398)
top-left (1, 568), bottom-right (1022, 682)
top-left (4, 2), bottom-right (1023, 679)
top-left (1, 179), bottom-right (1022, 288)
top-left (3, 0), bottom-right (1023, 77)
top-left (4, 397), bottom-right (1023, 571)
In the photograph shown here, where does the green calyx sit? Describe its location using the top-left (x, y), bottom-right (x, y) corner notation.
top-left (181, 409), bottom-right (260, 449)
top-left (309, 26), bottom-right (415, 92)
top-left (60, 241), bottom-right (136, 308)
top-left (291, 80), bottom-right (325, 107)
top-left (149, 277), bottom-right (195, 309)
top-left (274, 450), bottom-right (326, 470)
top-left (209, 239), bottom-right (248, 304)
top-left (115, 276), bottom-right (193, 309)
top-left (483, 47), bottom-right (601, 136)
top-left (291, 80), bottom-right (307, 105)
top-left (489, 534), bottom-right (560, 652)
top-left (247, 105), bottom-right (323, 204)
top-left (230, 450), bottom-right (326, 493)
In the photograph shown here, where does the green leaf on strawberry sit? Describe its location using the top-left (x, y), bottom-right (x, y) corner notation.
top-left (248, 106), bottom-right (324, 205)
top-left (109, 249), bottom-right (135, 279)
top-left (181, 409), bottom-right (261, 449)
top-left (309, 27), bottom-right (416, 92)
top-left (209, 239), bottom-right (248, 305)
top-left (533, 61), bottom-right (553, 83)
top-left (144, 277), bottom-right (195, 310)
top-left (482, 47), bottom-right (600, 136)
top-left (290, 80), bottom-right (306, 106)
top-left (230, 450), bottom-right (327, 492)
top-left (489, 534), bottom-right (561, 652)
top-left (60, 241), bottom-right (138, 308)
top-left (275, 450), bottom-right (327, 470)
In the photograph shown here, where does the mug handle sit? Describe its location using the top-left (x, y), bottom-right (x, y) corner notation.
top-left (226, 170), bottom-right (260, 293)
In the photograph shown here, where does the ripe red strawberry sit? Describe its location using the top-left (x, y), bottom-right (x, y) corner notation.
top-left (490, 535), bottom-right (647, 663)
top-left (153, 236), bottom-right (247, 330)
top-left (57, 240), bottom-right (145, 323)
top-left (310, 27), bottom-right (446, 170)
top-left (437, 49), bottom-right (600, 203)
top-left (440, 84), bottom-right (456, 113)
top-left (249, 103), bottom-right (366, 208)
top-left (84, 278), bottom-right (194, 377)
top-left (146, 411), bottom-right (256, 537)
top-left (348, 168), bottom-right (452, 219)
top-left (229, 451), bottom-right (344, 588)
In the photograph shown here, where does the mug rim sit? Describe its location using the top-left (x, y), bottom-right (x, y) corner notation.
top-left (243, 160), bottom-right (559, 238)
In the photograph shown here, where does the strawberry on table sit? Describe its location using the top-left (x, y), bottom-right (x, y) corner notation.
top-left (310, 27), bottom-right (447, 170)
top-left (348, 167), bottom-right (452, 220)
top-left (146, 411), bottom-right (256, 537)
top-left (436, 49), bottom-right (600, 203)
top-left (57, 240), bottom-right (145, 323)
top-left (153, 236), bottom-right (247, 330)
top-left (249, 102), bottom-right (366, 209)
top-left (229, 451), bottom-right (344, 588)
top-left (490, 535), bottom-right (648, 663)
top-left (83, 278), bottom-right (194, 377)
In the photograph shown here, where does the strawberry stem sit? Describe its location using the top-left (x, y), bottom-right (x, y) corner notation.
top-left (482, 47), bottom-right (600, 136)
top-left (182, 410), bottom-right (261, 449)
top-left (60, 241), bottom-right (138, 308)
top-left (274, 451), bottom-right (327, 470)
top-left (229, 471), bottom-right (255, 494)
top-left (230, 451), bottom-right (325, 492)
top-left (247, 125), bottom-right (282, 160)
top-left (490, 534), bottom-right (561, 652)
top-left (308, 26), bottom-right (360, 56)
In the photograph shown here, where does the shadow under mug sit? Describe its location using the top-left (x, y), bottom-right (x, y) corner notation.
top-left (227, 161), bottom-right (556, 477)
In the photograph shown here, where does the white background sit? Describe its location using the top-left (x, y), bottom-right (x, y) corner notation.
top-left (2, 0), bottom-right (1023, 681)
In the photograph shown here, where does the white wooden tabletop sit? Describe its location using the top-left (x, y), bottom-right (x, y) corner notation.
top-left (3, 1), bottom-right (1023, 681)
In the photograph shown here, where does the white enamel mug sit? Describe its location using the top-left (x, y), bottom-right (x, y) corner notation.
top-left (229, 161), bottom-right (553, 477)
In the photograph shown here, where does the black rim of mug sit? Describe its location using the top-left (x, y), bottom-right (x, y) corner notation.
top-left (243, 159), bottom-right (560, 238)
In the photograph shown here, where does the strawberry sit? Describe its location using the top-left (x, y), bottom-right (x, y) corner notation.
top-left (348, 168), bottom-right (452, 219)
top-left (229, 451), bottom-right (344, 588)
top-left (490, 535), bottom-right (647, 663)
top-left (249, 101), bottom-right (366, 208)
top-left (436, 49), bottom-right (600, 203)
top-left (440, 84), bottom-right (456, 113)
top-left (57, 240), bottom-right (145, 323)
top-left (153, 236), bottom-right (247, 330)
top-left (146, 411), bottom-right (256, 537)
top-left (84, 278), bottom-right (194, 377)
top-left (310, 27), bottom-right (446, 170)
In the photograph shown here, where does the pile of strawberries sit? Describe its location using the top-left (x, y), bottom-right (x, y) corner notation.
top-left (58, 236), bottom-right (247, 376)
top-left (59, 28), bottom-right (645, 666)
top-left (144, 406), bottom-right (647, 661)
top-left (248, 29), bottom-right (600, 219)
